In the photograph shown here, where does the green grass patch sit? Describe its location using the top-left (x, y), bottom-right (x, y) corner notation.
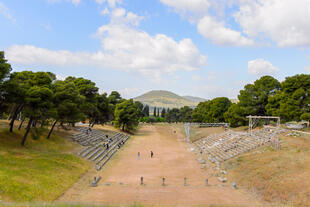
top-left (0, 122), bottom-right (91, 202)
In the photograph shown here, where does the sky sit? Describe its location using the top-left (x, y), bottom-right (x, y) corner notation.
top-left (0, 0), bottom-right (310, 99)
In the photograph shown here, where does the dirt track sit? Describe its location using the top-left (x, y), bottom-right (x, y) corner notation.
top-left (58, 125), bottom-right (262, 206)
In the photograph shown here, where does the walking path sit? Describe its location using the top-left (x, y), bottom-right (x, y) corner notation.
top-left (58, 124), bottom-right (262, 206)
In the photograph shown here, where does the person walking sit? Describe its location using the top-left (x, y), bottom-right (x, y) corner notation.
top-left (138, 152), bottom-right (140, 160)
top-left (151, 151), bottom-right (154, 158)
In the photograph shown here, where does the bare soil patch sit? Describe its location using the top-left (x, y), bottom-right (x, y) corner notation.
top-left (58, 124), bottom-right (262, 207)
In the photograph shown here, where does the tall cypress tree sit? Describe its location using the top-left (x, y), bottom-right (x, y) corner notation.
top-left (153, 107), bottom-right (157, 117)
top-left (161, 108), bottom-right (166, 118)
top-left (157, 108), bottom-right (160, 117)
top-left (143, 105), bottom-right (149, 117)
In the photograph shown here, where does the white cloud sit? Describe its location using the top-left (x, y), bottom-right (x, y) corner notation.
top-left (160, 0), bottom-right (255, 47)
top-left (234, 0), bottom-right (310, 47)
top-left (109, 8), bottom-right (144, 26)
top-left (161, 0), bottom-right (310, 48)
top-left (47, 0), bottom-right (80, 5)
top-left (248, 59), bottom-right (279, 76)
top-left (101, 8), bottom-right (109, 15)
top-left (56, 74), bottom-right (66, 81)
top-left (0, 2), bottom-right (15, 22)
top-left (159, 0), bottom-right (210, 15)
top-left (71, 0), bottom-right (80, 5)
top-left (197, 16), bottom-right (254, 46)
top-left (6, 8), bottom-right (207, 83)
top-left (192, 75), bottom-right (203, 81)
top-left (95, 0), bottom-right (121, 8)
top-left (192, 71), bottom-right (217, 82)
top-left (118, 88), bottom-right (145, 99)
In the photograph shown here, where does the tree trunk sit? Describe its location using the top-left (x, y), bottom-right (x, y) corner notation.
top-left (47, 120), bottom-right (58, 139)
top-left (122, 124), bottom-right (125, 131)
top-left (40, 120), bottom-right (45, 128)
top-left (21, 117), bottom-right (33, 146)
top-left (7, 105), bottom-right (15, 120)
top-left (91, 122), bottom-right (95, 127)
top-left (18, 118), bottom-right (25, 130)
top-left (32, 120), bottom-right (37, 127)
top-left (9, 104), bottom-right (23, 133)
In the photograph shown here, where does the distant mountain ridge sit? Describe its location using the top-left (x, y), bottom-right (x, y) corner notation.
top-left (182, 96), bottom-right (207, 103)
top-left (133, 90), bottom-right (204, 109)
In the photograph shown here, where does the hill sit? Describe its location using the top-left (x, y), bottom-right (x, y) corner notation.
top-left (182, 95), bottom-right (207, 103)
top-left (134, 90), bottom-right (201, 109)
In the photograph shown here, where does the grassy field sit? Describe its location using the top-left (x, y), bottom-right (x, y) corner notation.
top-left (0, 120), bottom-right (91, 202)
top-left (224, 132), bottom-right (310, 207)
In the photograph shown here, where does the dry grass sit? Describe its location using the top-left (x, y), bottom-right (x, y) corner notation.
top-left (224, 133), bottom-right (310, 207)
top-left (230, 126), bottom-right (249, 132)
top-left (169, 123), bottom-right (225, 142)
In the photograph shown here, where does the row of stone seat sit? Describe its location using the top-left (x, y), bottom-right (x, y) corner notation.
top-left (95, 134), bottom-right (130, 170)
top-left (198, 123), bottom-right (229, 128)
top-left (73, 128), bottom-right (130, 170)
top-left (72, 127), bottom-right (109, 146)
top-left (78, 132), bottom-right (123, 158)
top-left (193, 127), bottom-right (284, 163)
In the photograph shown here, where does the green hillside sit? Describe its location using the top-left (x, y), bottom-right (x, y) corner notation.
top-left (133, 90), bottom-right (201, 109)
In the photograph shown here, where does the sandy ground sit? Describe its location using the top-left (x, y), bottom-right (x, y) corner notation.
top-left (57, 124), bottom-right (262, 207)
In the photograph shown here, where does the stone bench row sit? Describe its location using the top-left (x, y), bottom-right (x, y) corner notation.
top-left (74, 128), bottom-right (130, 171)
top-left (193, 130), bottom-right (277, 163)
top-left (206, 137), bottom-right (270, 162)
top-left (95, 135), bottom-right (130, 170)
top-left (77, 132), bottom-right (122, 157)
top-left (72, 129), bottom-right (112, 146)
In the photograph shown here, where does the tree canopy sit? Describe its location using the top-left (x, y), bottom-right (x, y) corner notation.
top-left (114, 99), bottom-right (140, 131)
top-left (0, 51), bottom-right (144, 145)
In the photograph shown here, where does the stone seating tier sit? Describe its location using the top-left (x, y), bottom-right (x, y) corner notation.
top-left (193, 128), bottom-right (283, 163)
top-left (72, 127), bottom-right (130, 171)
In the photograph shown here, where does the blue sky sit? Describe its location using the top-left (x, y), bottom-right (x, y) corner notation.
top-left (0, 0), bottom-right (309, 99)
